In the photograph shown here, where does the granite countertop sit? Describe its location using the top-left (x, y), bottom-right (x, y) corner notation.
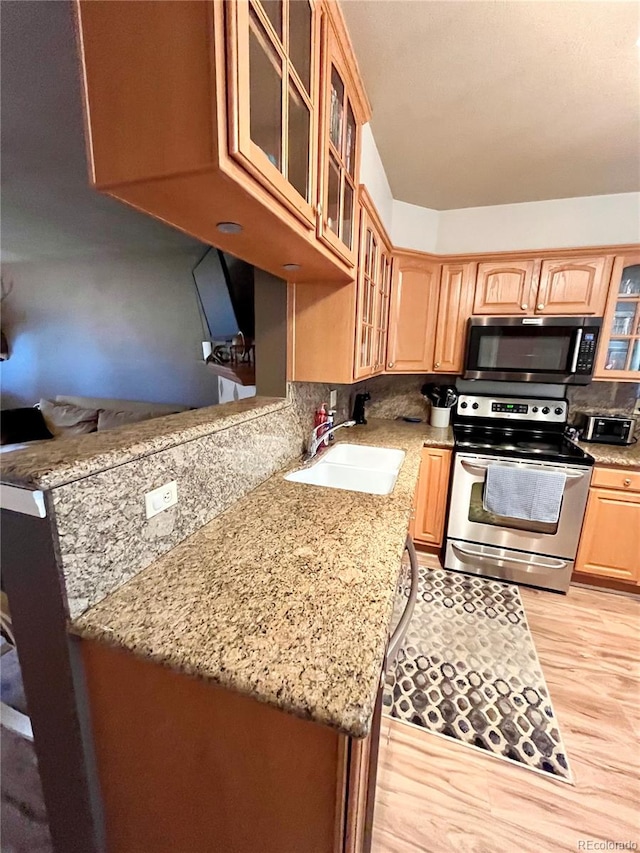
top-left (71, 419), bottom-right (447, 740)
top-left (0, 397), bottom-right (290, 490)
top-left (579, 440), bottom-right (640, 469)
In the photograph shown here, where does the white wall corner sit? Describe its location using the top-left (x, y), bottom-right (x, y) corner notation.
top-left (436, 192), bottom-right (640, 255)
top-left (359, 124), bottom-right (394, 233)
top-left (390, 200), bottom-right (440, 254)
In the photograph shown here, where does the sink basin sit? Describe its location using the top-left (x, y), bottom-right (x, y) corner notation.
top-left (284, 443), bottom-right (406, 495)
top-left (319, 443), bottom-right (405, 472)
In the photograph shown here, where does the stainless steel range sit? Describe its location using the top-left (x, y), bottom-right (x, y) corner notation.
top-left (445, 393), bottom-right (594, 593)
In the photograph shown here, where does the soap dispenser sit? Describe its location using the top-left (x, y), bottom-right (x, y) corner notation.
top-left (352, 392), bottom-right (371, 425)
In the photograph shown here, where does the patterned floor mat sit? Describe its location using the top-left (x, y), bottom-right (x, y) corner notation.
top-left (383, 564), bottom-right (572, 782)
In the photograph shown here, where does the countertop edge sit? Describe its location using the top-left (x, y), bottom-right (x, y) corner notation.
top-left (1, 396), bottom-right (293, 490)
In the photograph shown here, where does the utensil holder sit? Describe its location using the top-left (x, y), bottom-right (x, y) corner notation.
top-left (430, 406), bottom-right (451, 428)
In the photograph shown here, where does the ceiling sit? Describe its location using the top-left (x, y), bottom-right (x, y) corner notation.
top-left (342, 0), bottom-right (640, 210)
top-left (0, 1), bottom-right (201, 263)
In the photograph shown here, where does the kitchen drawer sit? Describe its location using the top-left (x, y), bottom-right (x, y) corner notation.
top-left (590, 466), bottom-right (640, 493)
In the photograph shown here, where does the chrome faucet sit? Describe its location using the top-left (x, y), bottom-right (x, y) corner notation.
top-left (304, 420), bottom-right (356, 462)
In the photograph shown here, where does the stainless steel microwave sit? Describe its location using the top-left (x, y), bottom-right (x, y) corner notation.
top-left (464, 316), bottom-right (603, 385)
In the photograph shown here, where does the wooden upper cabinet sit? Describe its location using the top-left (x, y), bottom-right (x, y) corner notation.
top-left (536, 256), bottom-right (612, 315)
top-left (75, 0), bottom-right (352, 283)
top-left (595, 253), bottom-right (640, 381)
top-left (386, 254), bottom-right (440, 373)
top-left (433, 263), bottom-right (476, 373)
top-left (227, 0), bottom-right (319, 227)
top-left (473, 261), bottom-right (537, 315)
top-left (473, 255), bottom-right (612, 317)
top-left (317, 3), bottom-right (370, 267)
top-left (354, 187), bottom-right (392, 380)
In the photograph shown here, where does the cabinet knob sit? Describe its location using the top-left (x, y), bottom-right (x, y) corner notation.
top-left (537, 303), bottom-right (545, 310)
top-left (435, 362), bottom-right (441, 368)
top-left (624, 478), bottom-right (632, 487)
top-left (521, 303), bottom-right (528, 310)
top-left (388, 361), bottom-right (394, 368)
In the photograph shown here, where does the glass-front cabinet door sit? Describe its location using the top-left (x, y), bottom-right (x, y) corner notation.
top-left (595, 254), bottom-right (640, 380)
top-left (354, 188), bottom-right (392, 380)
top-left (227, 0), bottom-right (318, 226)
top-left (354, 204), bottom-right (379, 379)
top-left (317, 13), bottom-right (365, 266)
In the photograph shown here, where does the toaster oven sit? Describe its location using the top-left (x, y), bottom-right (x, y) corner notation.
top-left (575, 414), bottom-right (636, 445)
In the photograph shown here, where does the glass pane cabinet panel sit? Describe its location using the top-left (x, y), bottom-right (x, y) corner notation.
top-left (289, 0), bottom-right (311, 93)
top-left (611, 301), bottom-right (638, 336)
top-left (330, 66), bottom-right (345, 150)
top-left (618, 264), bottom-right (640, 295)
top-left (345, 102), bottom-right (356, 177)
top-left (249, 10), bottom-right (283, 171)
top-left (603, 339), bottom-right (629, 372)
top-left (288, 80), bottom-right (310, 201)
top-left (342, 179), bottom-right (354, 249)
top-left (259, 0), bottom-right (282, 40)
top-left (630, 340), bottom-right (640, 372)
top-left (327, 154), bottom-right (341, 235)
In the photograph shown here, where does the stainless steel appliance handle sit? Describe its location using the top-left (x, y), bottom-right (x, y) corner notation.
top-left (386, 536), bottom-right (419, 668)
top-left (459, 459), bottom-right (586, 479)
top-left (452, 542), bottom-right (568, 570)
top-left (570, 328), bottom-right (583, 373)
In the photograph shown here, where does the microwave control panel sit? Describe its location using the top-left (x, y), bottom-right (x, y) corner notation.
top-left (575, 331), bottom-right (598, 374)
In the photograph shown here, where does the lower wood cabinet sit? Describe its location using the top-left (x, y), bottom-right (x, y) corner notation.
top-left (81, 639), bottom-right (382, 853)
top-left (574, 467), bottom-right (640, 585)
top-left (410, 447), bottom-right (452, 546)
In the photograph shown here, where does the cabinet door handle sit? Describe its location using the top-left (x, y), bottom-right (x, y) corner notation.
top-left (386, 536), bottom-right (419, 668)
top-left (521, 303), bottom-right (528, 310)
top-left (537, 303), bottom-right (545, 310)
top-left (388, 361), bottom-right (395, 368)
top-left (624, 478), bottom-right (632, 487)
top-left (435, 361), bottom-right (441, 368)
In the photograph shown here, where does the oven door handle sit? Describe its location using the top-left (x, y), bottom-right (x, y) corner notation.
top-left (451, 542), bottom-right (568, 570)
top-left (386, 536), bottom-right (419, 669)
top-left (569, 328), bottom-right (583, 374)
top-left (459, 459), bottom-right (585, 479)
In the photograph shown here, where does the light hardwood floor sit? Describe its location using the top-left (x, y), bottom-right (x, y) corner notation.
top-left (372, 555), bottom-right (640, 853)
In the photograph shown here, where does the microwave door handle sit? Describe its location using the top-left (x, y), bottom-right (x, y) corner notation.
top-left (569, 328), bottom-right (583, 373)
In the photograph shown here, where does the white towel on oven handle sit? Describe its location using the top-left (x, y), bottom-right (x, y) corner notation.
top-left (483, 464), bottom-right (567, 524)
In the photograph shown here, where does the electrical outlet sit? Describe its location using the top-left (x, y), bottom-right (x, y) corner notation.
top-left (329, 388), bottom-right (337, 409)
top-left (145, 481), bottom-right (178, 519)
top-left (634, 398), bottom-right (640, 416)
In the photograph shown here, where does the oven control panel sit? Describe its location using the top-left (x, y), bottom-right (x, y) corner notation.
top-left (492, 402), bottom-right (528, 414)
top-left (456, 395), bottom-right (567, 423)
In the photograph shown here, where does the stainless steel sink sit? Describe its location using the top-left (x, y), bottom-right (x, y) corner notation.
top-left (285, 443), bottom-right (406, 495)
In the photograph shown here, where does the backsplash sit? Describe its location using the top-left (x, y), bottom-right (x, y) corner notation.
top-left (54, 403), bottom-right (304, 618)
top-left (293, 376), bottom-right (639, 431)
top-left (45, 384), bottom-right (348, 617)
top-left (566, 382), bottom-right (640, 421)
